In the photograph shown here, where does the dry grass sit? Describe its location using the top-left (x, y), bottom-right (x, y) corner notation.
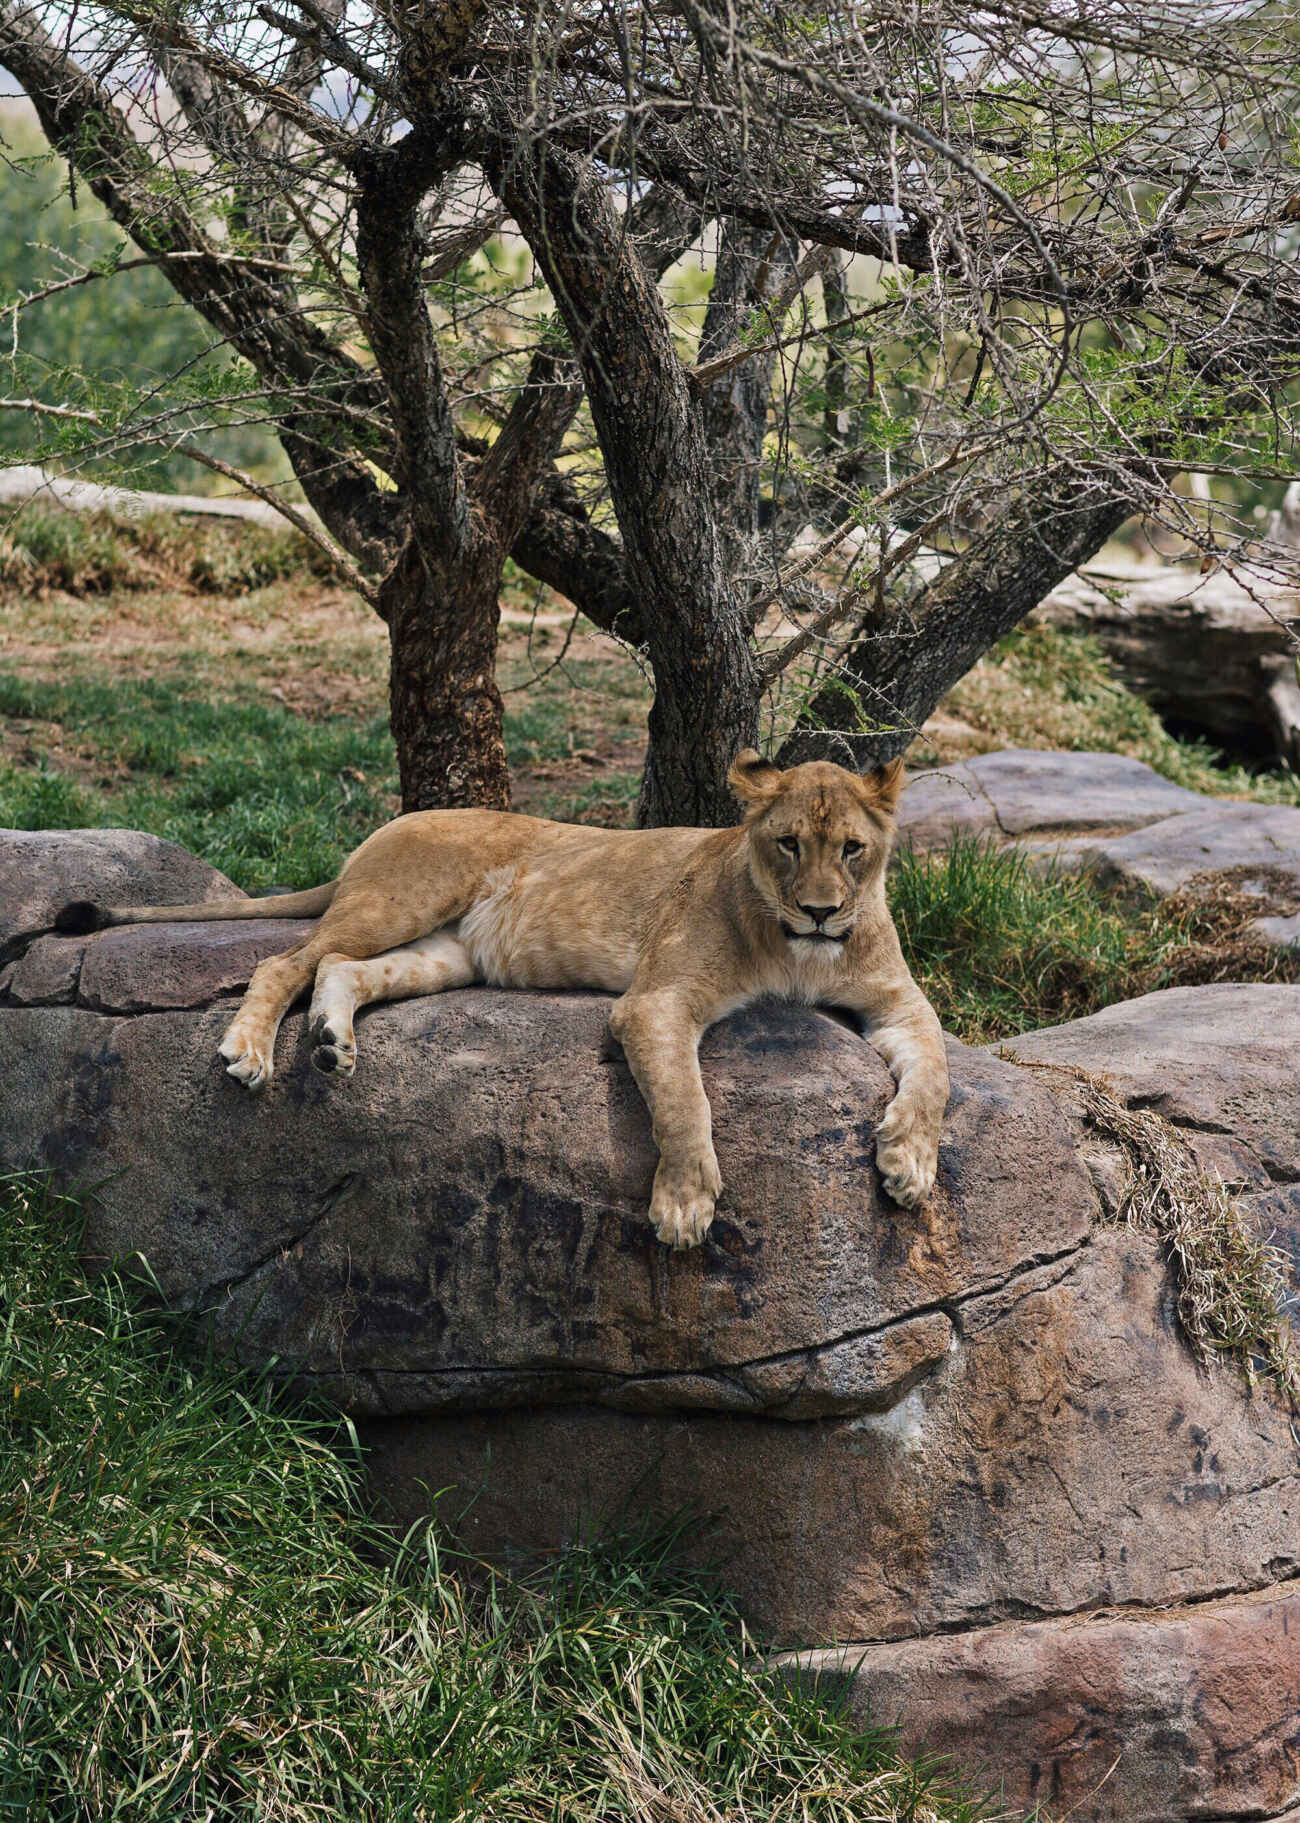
top-left (1005, 1058), bottom-right (1300, 1404)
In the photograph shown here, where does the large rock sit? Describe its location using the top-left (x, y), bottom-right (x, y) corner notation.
top-left (896, 749), bottom-right (1208, 853)
top-left (780, 1580), bottom-right (1300, 1823)
top-left (1029, 801), bottom-right (1300, 903)
top-left (1005, 984), bottom-right (1300, 1322)
top-left (8, 920), bottom-right (316, 1011)
top-left (1036, 561), bottom-right (1300, 770)
top-left (0, 827), bottom-right (242, 965)
top-left (4, 831), bottom-right (1300, 1822)
top-left (1, 987), bottom-right (1097, 1431)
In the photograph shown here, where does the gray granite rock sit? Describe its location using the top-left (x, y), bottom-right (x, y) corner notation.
top-left (1003, 984), bottom-right (1300, 1180)
top-left (897, 751), bottom-right (1300, 954)
top-left (1027, 800), bottom-right (1300, 895)
top-left (897, 749), bottom-right (1208, 853)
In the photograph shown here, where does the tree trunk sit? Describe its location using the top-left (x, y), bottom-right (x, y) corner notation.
top-left (382, 540), bottom-right (511, 812)
top-left (698, 221), bottom-right (793, 570)
top-left (781, 484), bottom-right (1138, 768)
top-left (636, 631), bottom-right (763, 828)
top-left (491, 142), bottom-right (762, 828)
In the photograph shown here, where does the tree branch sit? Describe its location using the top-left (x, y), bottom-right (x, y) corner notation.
top-left (507, 473), bottom-right (646, 648)
top-left (779, 478), bottom-right (1139, 766)
top-left (474, 349), bottom-right (584, 550)
top-left (353, 124), bottom-right (472, 563)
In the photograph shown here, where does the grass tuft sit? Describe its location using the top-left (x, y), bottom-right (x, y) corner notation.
top-left (1001, 1062), bottom-right (1300, 1404)
top-left (0, 505), bottom-right (329, 598)
top-left (0, 1171), bottom-right (1002, 1823)
top-left (0, 672), bottom-right (397, 890)
top-left (891, 835), bottom-right (1300, 1044)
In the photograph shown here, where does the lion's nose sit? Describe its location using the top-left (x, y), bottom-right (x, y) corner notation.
top-left (798, 902), bottom-right (841, 926)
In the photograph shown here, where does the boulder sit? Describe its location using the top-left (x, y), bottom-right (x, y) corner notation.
top-left (4, 830), bottom-right (1300, 1822)
top-left (896, 749), bottom-right (1208, 853)
top-left (1027, 800), bottom-right (1300, 905)
top-left (0, 827), bottom-right (242, 966)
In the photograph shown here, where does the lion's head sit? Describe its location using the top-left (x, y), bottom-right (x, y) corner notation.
top-left (729, 749), bottom-right (904, 947)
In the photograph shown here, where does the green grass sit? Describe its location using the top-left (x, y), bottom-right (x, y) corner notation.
top-left (890, 835), bottom-right (1299, 1044)
top-left (0, 672), bottom-right (397, 891)
top-left (938, 623), bottom-right (1300, 807)
top-left (0, 1172), bottom-right (997, 1823)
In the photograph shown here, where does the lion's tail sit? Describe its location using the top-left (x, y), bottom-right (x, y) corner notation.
top-left (54, 880), bottom-right (338, 936)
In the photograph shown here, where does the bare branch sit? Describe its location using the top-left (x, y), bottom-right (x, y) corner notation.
top-left (0, 398), bottom-right (103, 423)
top-left (166, 441), bottom-right (378, 602)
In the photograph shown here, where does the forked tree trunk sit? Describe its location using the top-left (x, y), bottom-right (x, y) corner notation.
top-left (491, 142), bottom-right (763, 830)
top-left (382, 539), bottom-right (511, 812)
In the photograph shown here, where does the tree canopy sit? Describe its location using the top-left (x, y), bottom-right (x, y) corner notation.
top-left (2, 0), bottom-right (1298, 822)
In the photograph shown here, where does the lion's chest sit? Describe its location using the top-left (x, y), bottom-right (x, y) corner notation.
top-left (457, 866), bottom-right (641, 993)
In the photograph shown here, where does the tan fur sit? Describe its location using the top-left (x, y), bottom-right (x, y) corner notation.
top-left (91, 754), bottom-right (949, 1249)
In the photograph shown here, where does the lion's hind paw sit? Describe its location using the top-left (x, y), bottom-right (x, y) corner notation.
top-left (309, 1014), bottom-right (356, 1078)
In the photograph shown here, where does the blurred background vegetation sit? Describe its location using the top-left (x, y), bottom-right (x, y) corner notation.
top-left (0, 113), bottom-right (284, 489)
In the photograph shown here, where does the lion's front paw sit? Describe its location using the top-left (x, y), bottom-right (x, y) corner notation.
top-left (650, 1150), bottom-right (722, 1250)
top-left (309, 1014), bottom-right (356, 1079)
top-left (218, 1021), bottom-right (275, 1091)
top-left (875, 1105), bottom-right (939, 1210)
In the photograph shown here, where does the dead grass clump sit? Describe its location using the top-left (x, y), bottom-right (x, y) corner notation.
top-left (1135, 868), bottom-right (1300, 995)
top-left (1007, 1056), bottom-right (1300, 1404)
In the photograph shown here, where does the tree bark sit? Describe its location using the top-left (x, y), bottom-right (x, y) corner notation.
top-left (383, 541), bottom-right (511, 811)
top-left (490, 141), bottom-right (761, 827)
top-left (698, 221), bottom-right (792, 568)
top-left (354, 128), bottom-right (520, 811)
top-left (780, 483), bottom-right (1138, 766)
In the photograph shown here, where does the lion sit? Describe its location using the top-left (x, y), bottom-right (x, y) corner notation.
top-left (57, 751), bottom-right (949, 1249)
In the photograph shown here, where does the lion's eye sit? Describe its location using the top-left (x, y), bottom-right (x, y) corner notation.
top-left (777, 836), bottom-right (800, 857)
top-left (842, 841), bottom-right (863, 860)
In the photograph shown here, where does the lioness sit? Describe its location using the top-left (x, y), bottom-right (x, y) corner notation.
top-left (58, 751), bottom-right (949, 1248)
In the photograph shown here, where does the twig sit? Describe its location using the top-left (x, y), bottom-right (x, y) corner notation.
top-left (0, 397), bottom-right (102, 423)
top-left (167, 441), bottom-right (377, 602)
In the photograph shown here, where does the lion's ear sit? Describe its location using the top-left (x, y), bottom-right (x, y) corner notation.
top-left (729, 748), bottom-right (783, 805)
top-left (858, 757), bottom-right (905, 816)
